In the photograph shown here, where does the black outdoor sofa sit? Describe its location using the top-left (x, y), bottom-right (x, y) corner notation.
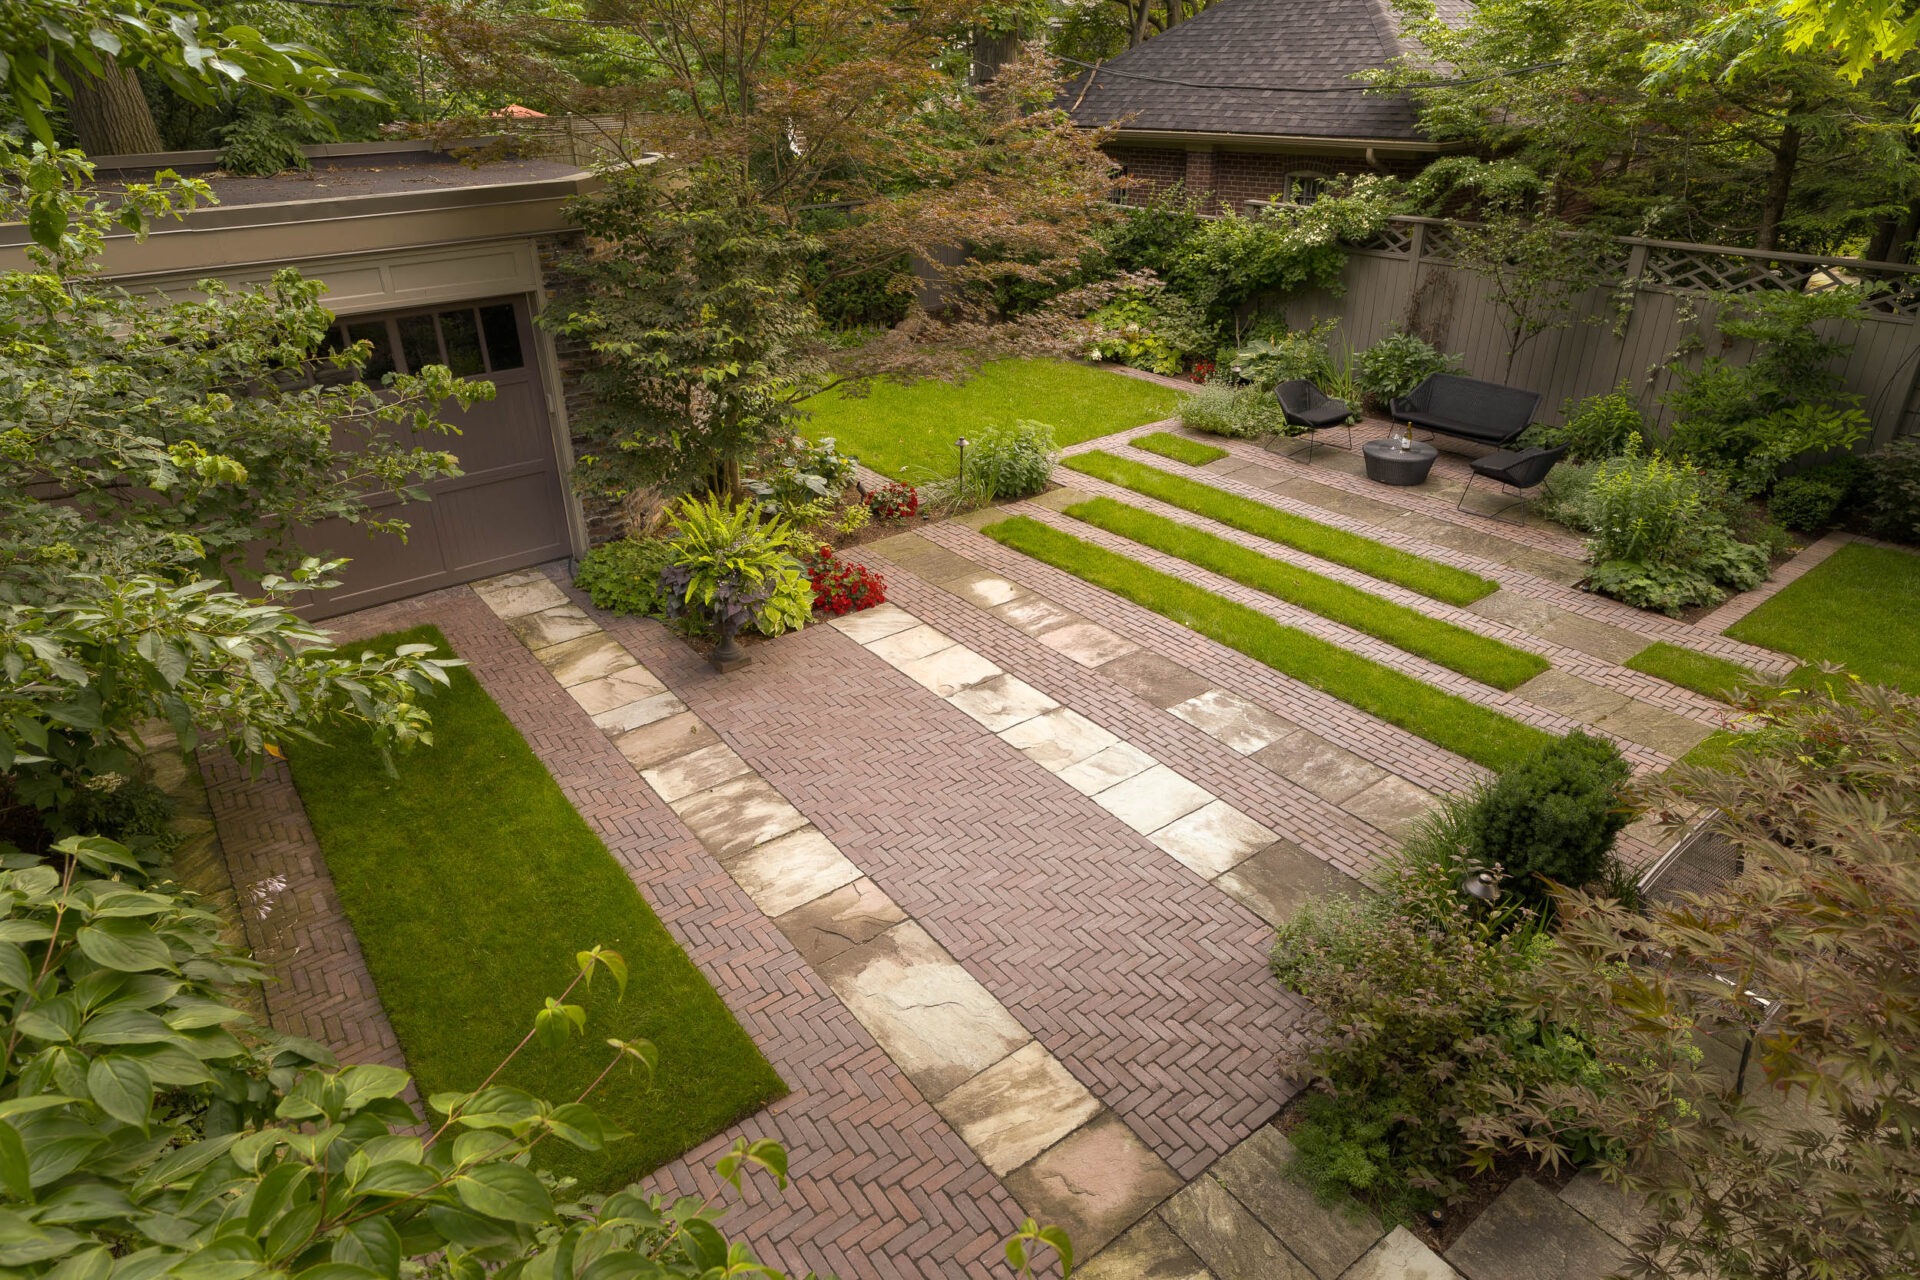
top-left (1390, 374), bottom-right (1541, 447)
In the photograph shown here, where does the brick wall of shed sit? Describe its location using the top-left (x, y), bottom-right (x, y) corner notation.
top-left (1106, 143), bottom-right (1431, 213)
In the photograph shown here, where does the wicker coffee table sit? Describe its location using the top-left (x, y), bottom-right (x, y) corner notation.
top-left (1362, 437), bottom-right (1438, 486)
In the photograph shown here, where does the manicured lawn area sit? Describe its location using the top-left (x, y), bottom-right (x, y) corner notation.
top-left (285, 626), bottom-right (784, 1188)
top-left (1625, 642), bottom-right (1756, 703)
top-left (984, 516), bottom-right (1552, 771)
top-left (1130, 431), bottom-right (1226, 466)
top-left (1725, 542), bottom-right (1920, 694)
top-left (800, 359), bottom-right (1182, 480)
top-left (1063, 451), bottom-right (1498, 607)
top-left (1065, 497), bottom-right (1547, 691)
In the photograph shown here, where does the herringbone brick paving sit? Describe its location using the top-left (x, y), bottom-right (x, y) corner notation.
top-left (587, 588), bottom-right (1310, 1179)
top-left (260, 586), bottom-right (1031, 1280)
top-left (200, 751), bottom-right (409, 1073)
top-left (852, 557), bottom-right (1393, 878)
top-left (1000, 499), bottom-right (1680, 773)
top-left (915, 519), bottom-right (1489, 799)
top-left (1052, 465), bottom-right (1734, 725)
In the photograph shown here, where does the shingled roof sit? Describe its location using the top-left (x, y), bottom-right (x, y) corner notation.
top-left (1067, 0), bottom-right (1463, 145)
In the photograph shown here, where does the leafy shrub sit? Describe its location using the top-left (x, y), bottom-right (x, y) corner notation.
top-left (1866, 437), bottom-right (1920, 543)
top-left (1086, 289), bottom-right (1213, 374)
top-left (803, 544), bottom-right (888, 616)
top-left (866, 481), bottom-right (920, 520)
top-left (967, 420), bottom-right (1060, 499)
top-left (1271, 802), bottom-right (1602, 1220)
top-left (576, 537), bottom-right (677, 617)
top-left (1178, 377), bottom-right (1290, 438)
top-left (1463, 731), bottom-right (1633, 914)
top-left (746, 433), bottom-right (857, 516)
top-left (1227, 319), bottom-right (1338, 388)
top-left (1526, 385), bottom-right (1644, 461)
top-left (1567, 440), bottom-right (1770, 613)
top-left (216, 110), bottom-right (312, 176)
top-left (65, 773), bottom-right (178, 854)
top-left (1768, 458), bottom-right (1864, 532)
top-left (658, 495), bottom-right (813, 637)
top-left (1351, 331), bottom-right (1462, 408)
top-left (1663, 288), bottom-right (1872, 496)
top-left (1534, 458), bottom-right (1596, 529)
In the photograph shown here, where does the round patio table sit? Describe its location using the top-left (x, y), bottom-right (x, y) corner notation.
top-left (1362, 437), bottom-right (1439, 486)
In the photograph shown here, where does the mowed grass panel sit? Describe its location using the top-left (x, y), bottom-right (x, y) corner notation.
top-left (284, 626), bottom-right (785, 1189)
top-left (800, 359), bottom-right (1182, 480)
top-left (1065, 497), bottom-right (1548, 691)
top-left (1624, 642), bottom-right (1756, 703)
top-left (1063, 450), bottom-right (1497, 606)
top-left (1130, 431), bottom-right (1227, 466)
top-left (1725, 542), bottom-right (1920, 694)
top-left (983, 516), bottom-right (1551, 771)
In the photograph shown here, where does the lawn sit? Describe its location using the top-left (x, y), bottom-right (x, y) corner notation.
top-left (1624, 642), bottom-right (1756, 703)
top-left (1129, 431), bottom-right (1226, 466)
top-left (1725, 542), bottom-right (1920, 694)
top-left (984, 516), bottom-right (1552, 771)
top-left (1063, 451), bottom-right (1498, 607)
top-left (1064, 497), bottom-right (1548, 691)
top-left (800, 358), bottom-right (1183, 480)
top-left (284, 626), bottom-right (785, 1188)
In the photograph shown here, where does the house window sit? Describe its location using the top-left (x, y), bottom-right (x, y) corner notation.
top-left (1280, 171), bottom-right (1326, 206)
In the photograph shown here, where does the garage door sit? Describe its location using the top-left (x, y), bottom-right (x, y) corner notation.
top-left (298, 297), bottom-right (573, 618)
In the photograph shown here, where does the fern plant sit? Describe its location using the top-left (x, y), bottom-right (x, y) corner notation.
top-left (659, 495), bottom-right (813, 637)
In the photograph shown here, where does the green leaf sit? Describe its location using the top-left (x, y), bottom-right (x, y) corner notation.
top-left (452, 1162), bottom-right (553, 1225)
top-left (85, 1056), bottom-right (152, 1130)
top-left (75, 921), bottom-right (175, 974)
top-left (543, 1104), bottom-right (605, 1152)
top-left (0, 1120), bottom-right (33, 1201)
top-left (330, 1216), bottom-right (401, 1278)
top-left (351, 1161), bottom-right (438, 1198)
top-left (245, 1162), bottom-right (310, 1237)
top-left (336, 1065), bottom-right (410, 1111)
top-left (263, 1200), bottom-right (322, 1262)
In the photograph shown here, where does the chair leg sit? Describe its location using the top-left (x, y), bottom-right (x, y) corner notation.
top-left (1456, 473), bottom-right (1475, 511)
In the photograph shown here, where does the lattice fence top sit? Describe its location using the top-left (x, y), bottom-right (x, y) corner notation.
top-left (1640, 246), bottom-right (1920, 317)
top-left (1355, 223), bottom-right (1414, 256)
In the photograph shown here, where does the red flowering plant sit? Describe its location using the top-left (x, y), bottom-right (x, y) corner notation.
top-left (1186, 359), bottom-right (1217, 384)
top-left (803, 544), bottom-right (888, 616)
top-left (865, 481), bottom-right (919, 521)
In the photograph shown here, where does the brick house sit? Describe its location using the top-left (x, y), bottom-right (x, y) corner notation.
top-left (1068, 0), bottom-right (1467, 212)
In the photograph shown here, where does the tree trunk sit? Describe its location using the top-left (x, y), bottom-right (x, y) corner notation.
top-left (1166, 0), bottom-right (1186, 25)
top-left (1866, 215), bottom-right (1899, 264)
top-left (64, 60), bottom-right (165, 156)
top-left (969, 27), bottom-right (1021, 85)
top-left (1892, 201), bottom-right (1920, 264)
top-left (1129, 0), bottom-right (1153, 47)
top-left (1754, 111), bottom-right (1803, 253)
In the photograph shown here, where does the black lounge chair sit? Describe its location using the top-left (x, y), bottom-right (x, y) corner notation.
top-left (1391, 375), bottom-right (1540, 447)
top-left (1274, 380), bottom-right (1353, 463)
top-left (1457, 444), bottom-right (1569, 522)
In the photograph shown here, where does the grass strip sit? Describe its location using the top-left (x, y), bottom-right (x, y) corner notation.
top-left (1065, 497), bottom-right (1548, 691)
top-left (983, 516), bottom-right (1552, 771)
top-left (1624, 642), bottom-right (1756, 703)
top-left (1130, 431), bottom-right (1227, 466)
top-left (1064, 450), bottom-right (1497, 606)
top-left (1725, 542), bottom-right (1920, 695)
top-left (285, 626), bottom-right (785, 1189)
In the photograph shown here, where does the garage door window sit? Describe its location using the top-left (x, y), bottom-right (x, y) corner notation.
top-left (320, 302), bottom-right (529, 385)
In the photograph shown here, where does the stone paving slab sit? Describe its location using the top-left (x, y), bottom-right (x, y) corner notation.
top-left (1210, 1128), bottom-right (1379, 1280)
top-left (1004, 1114), bottom-right (1186, 1260)
top-left (1080, 1217), bottom-right (1215, 1280)
top-left (1160, 1175), bottom-right (1316, 1280)
top-left (1346, 1228), bottom-right (1461, 1280)
top-left (934, 1041), bottom-right (1104, 1176)
top-left (1445, 1176), bottom-right (1629, 1280)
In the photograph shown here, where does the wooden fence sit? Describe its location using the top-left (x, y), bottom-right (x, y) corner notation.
top-left (1276, 215), bottom-right (1920, 448)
